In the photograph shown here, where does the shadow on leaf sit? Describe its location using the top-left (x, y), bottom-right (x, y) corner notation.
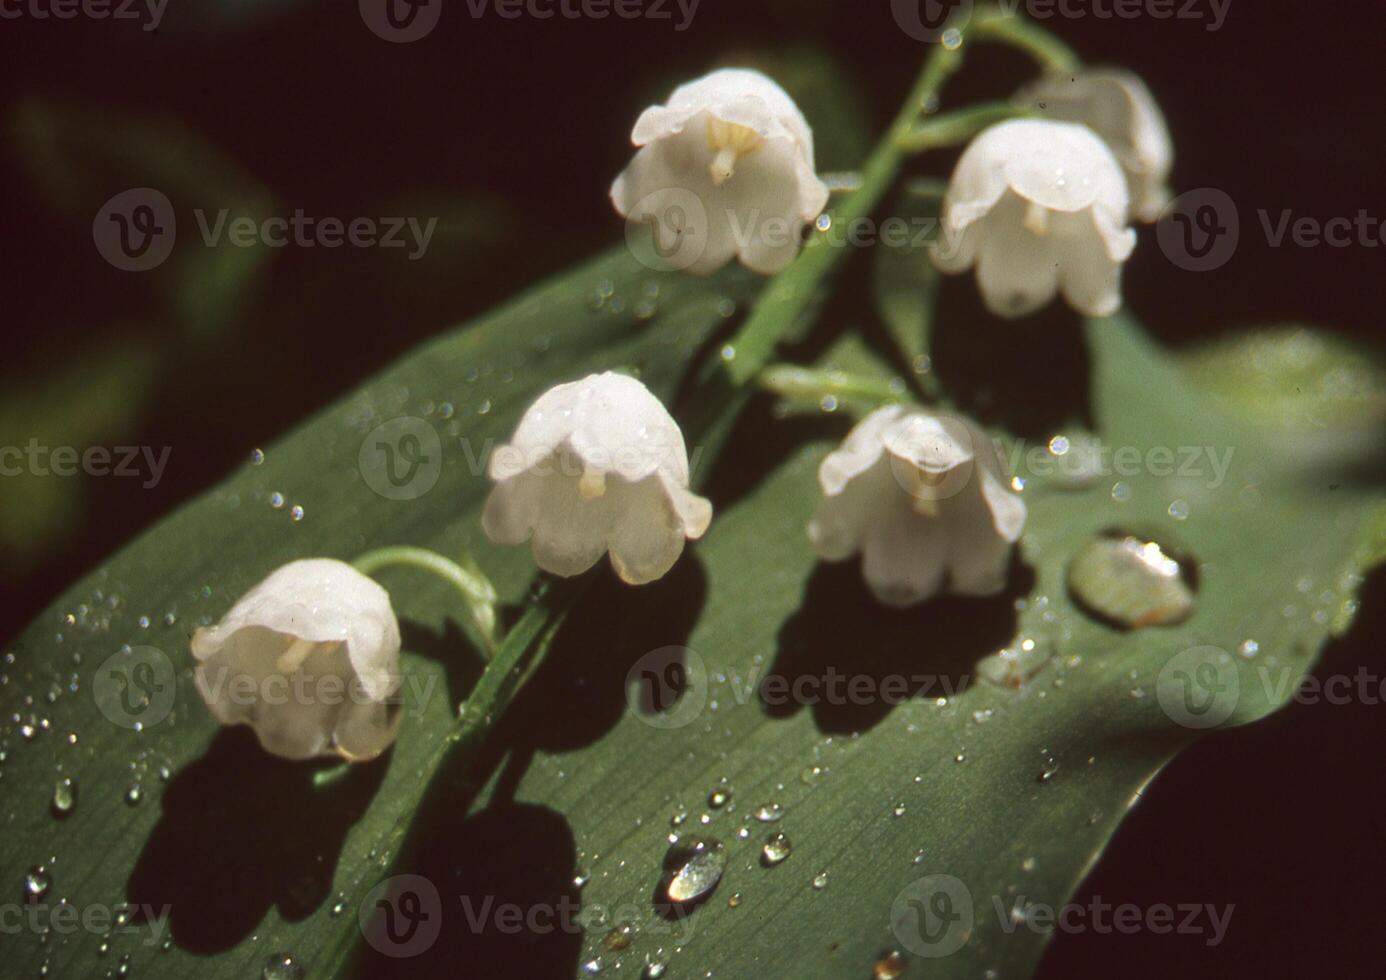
top-left (400, 617), bottom-right (487, 715)
top-left (766, 557), bottom-right (1032, 734)
top-left (351, 798), bottom-right (582, 978)
top-left (127, 726), bottom-right (386, 953)
top-left (931, 284), bottom-right (1094, 439)
top-left (499, 557), bottom-right (708, 754)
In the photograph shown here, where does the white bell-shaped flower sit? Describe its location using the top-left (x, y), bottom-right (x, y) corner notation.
top-left (192, 558), bottom-right (403, 762)
top-left (1017, 69), bottom-right (1173, 223)
top-left (611, 68), bottom-right (830, 276)
top-left (808, 406), bottom-right (1027, 607)
top-left (932, 119), bottom-right (1137, 319)
top-left (482, 372), bottom-right (712, 585)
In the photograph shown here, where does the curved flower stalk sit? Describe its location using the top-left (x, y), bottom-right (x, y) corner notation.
top-left (932, 118), bottom-right (1137, 319)
top-left (192, 559), bottom-right (402, 761)
top-left (1016, 68), bottom-right (1173, 222)
top-left (808, 406), bottom-right (1027, 607)
top-left (482, 372), bottom-right (712, 585)
top-left (611, 68), bottom-right (830, 276)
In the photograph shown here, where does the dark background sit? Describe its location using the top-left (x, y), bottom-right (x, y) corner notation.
top-left (1, 0), bottom-right (1382, 976)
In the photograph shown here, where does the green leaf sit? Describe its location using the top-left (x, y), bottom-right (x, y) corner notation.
top-left (1, 240), bottom-right (1380, 980)
top-left (0, 339), bottom-right (162, 566)
top-left (1177, 326), bottom-right (1386, 467)
top-left (9, 98), bottom-right (274, 341)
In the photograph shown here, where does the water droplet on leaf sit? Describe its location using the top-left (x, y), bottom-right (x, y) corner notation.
top-left (1067, 530), bottom-right (1196, 629)
top-left (661, 836), bottom-right (726, 907)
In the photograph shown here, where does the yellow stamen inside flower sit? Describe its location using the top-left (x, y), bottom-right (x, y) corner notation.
top-left (1023, 199), bottom-right (1051, 236)
top-left (275, 638), bottom-right (340, 674)
top-left (578, 465), bottom-right (607, 500)
top-left (707, 116), bottom-right (763, 186)
top-left (905, 466), bottom-right (945, 517)
top-left (912, 494), bottom-right (941, 518)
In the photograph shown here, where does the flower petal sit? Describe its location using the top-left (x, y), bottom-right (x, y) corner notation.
top-left (334, 697), bottom-right (403, 763)
top-left (1056, 211), bottom-right (1129, 318)
top-left (529, 472), bottom-right (612, 578)
top-left (861, 505), bottom-right (948, 607)
top-left (605, 476), bottom-right (688, 585)
top-left (817, 405), bottom-right (904, 496)
top-left (974, 196), bottom-right (1062, 318)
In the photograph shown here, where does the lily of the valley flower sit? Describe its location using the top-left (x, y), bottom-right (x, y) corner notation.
top-left (1016, 69), bottom-right (1173, 222)
top-left (808, 406), bottom-right (1027, 607)
top-left (192, 559), bottom-right (403, 762)
top-left (611, 68), bottom-right (830, 276)
top-left (932, 118), bottom-right (1137, 319)
top-left (482, 372), bottom-right (712, 585)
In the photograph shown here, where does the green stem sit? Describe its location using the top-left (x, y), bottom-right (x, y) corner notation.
top-left (972, 9), bottom-right (1081, 73)
top-left (758, 364), bottom-right (906, 407)
top-left (683, 36), bottom-right (971, 456)
top-left (904, 176), bottom-right (949, 199)
top-left (724, 42), bottom-right (966, 389)
top-left (896, 101), bottom-right (1038, 152)
top-left (353, 545), bottom-right (500, 659)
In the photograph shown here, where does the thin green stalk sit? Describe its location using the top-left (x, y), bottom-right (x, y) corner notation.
top-left (972, 9), bottom-right (1081, 73)
top-left (353, 545), bottom-right (500, 658)
top-left (721, 41), bottom-right (967, 389)
top-left (897, 100), bottom-right (1038, 152)
top-left (683, 36), bottom-right (972, 457)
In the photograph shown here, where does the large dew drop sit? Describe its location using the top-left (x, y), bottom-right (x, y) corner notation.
top-left (660, 836), bottom-right (727, 907)
top-left (761, 832), bottom-right (793, 867)
top-left (51, 777), bottom-right (77, 816)
top-left (874, 950), bottom-right (908, 979)
top-left (23, 866), bottom-right (50, 901)
top-left (1066, 530), bottom-right (1196, 629)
